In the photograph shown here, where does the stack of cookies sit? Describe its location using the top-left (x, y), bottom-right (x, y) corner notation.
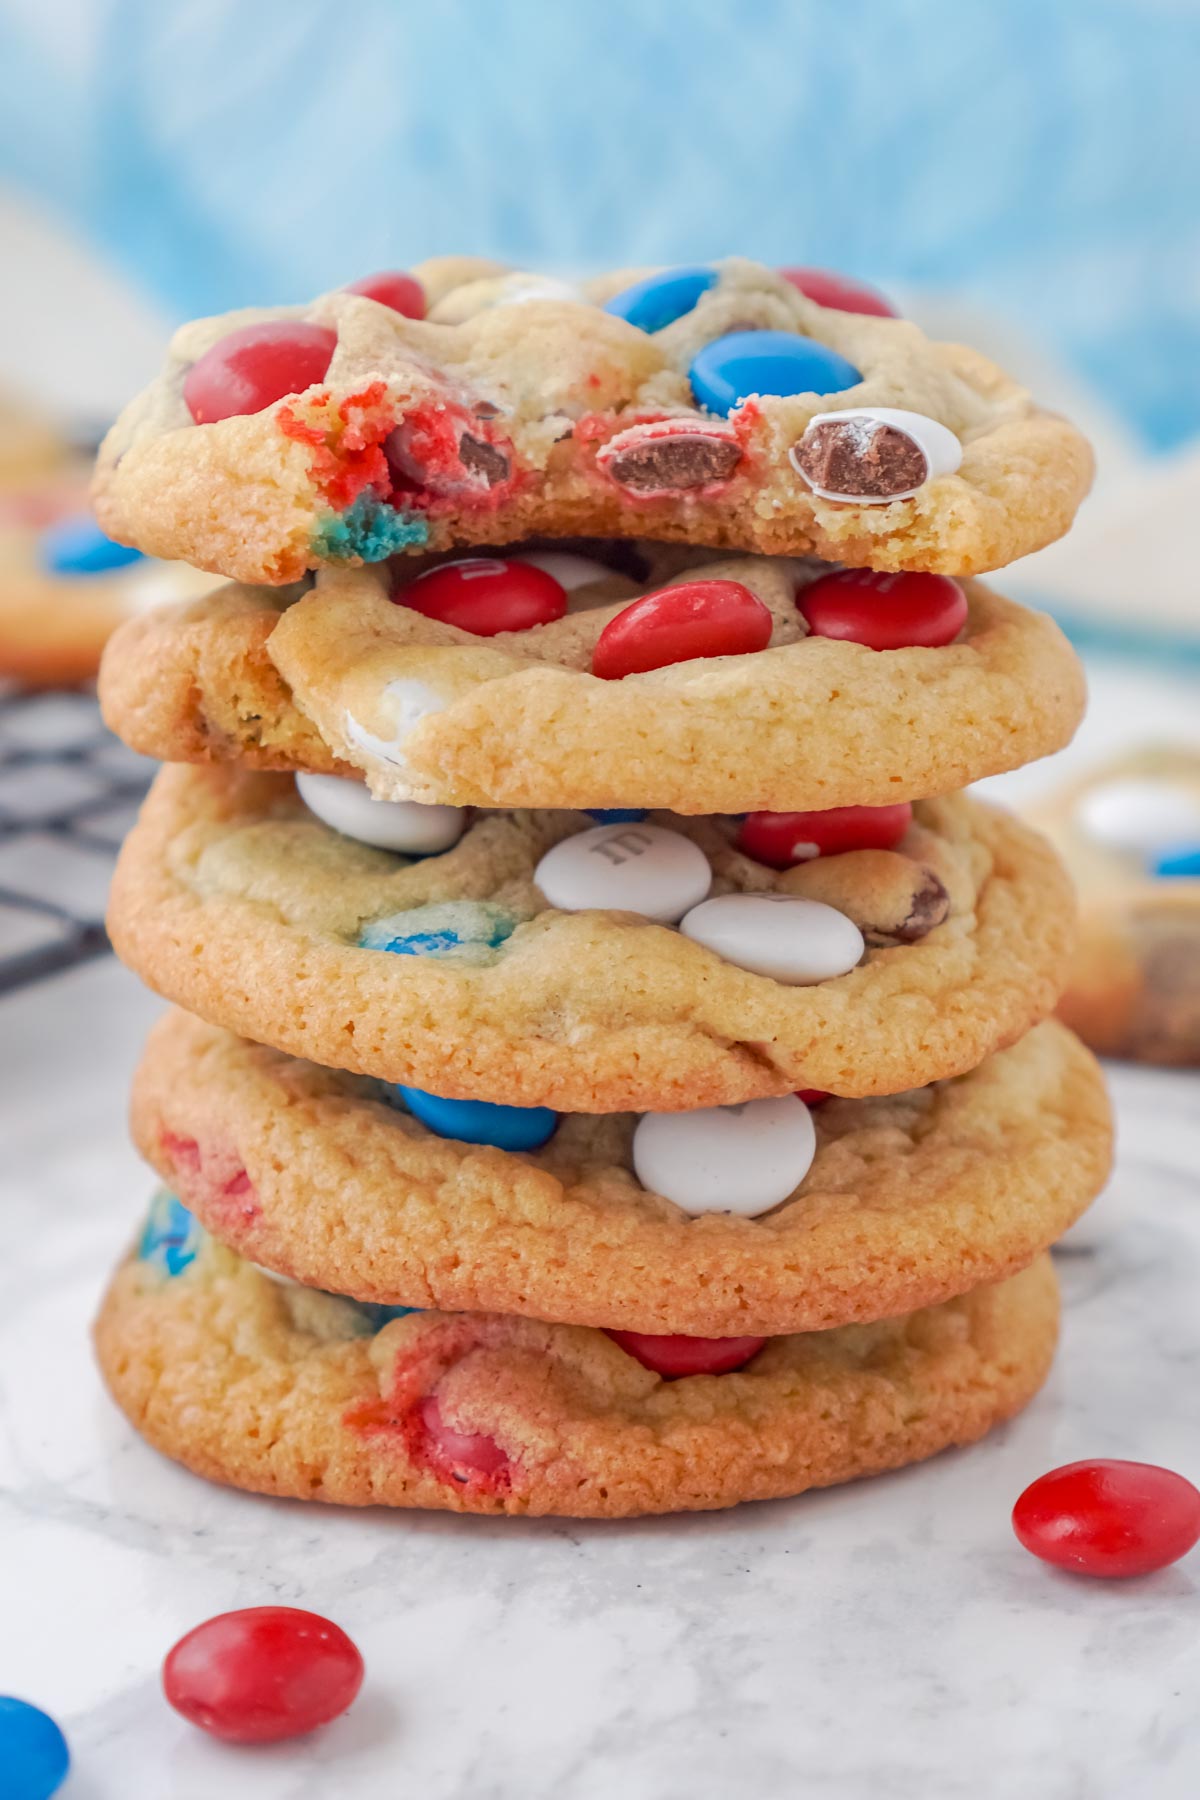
top-left (92, 257), bottom-right (1111, 1518)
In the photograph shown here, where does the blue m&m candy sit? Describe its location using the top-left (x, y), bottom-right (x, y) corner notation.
top-left (38, 514), bottom-right (145, 576)
top-left (586, 808), bottom-right (647, 824)
top-left (603, 265), bottom-right (717, 334)
top-left (360, 901), bottom-right (516, 959)
top-left (138, 1191), bottom-right (203, 1277)
top-left (396, 1087), bottom-right (558, 1151)
top-left (358, 1301), bottom-right (421, 1329)
top-left (1155, 846), bottom-right (1200, 878)
top-left (688, 330), bottom-right (862, 418)
top-left (0, 1697), bottom-right (70, 1800)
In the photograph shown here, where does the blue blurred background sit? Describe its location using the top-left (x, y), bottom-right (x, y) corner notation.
top-left (1, 0), bottom-right (1198, 450)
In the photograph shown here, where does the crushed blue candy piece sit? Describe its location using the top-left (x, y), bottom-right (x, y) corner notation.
top-left (587, 808), bottom-right (647, 824)
top-left (688, 330), bottom-right (862, 418)
top-left (138, 1191), bottom-right (203, 1277)
top-left (1154, 846), bottom-right (1200, 878)
top-left (359, 900), bottom-right (516, 960)
top-left (312, 493), bottom-right (429, 563)
top-left (358, 1302), bottom-right (421, 1330)
top-left (603, 265), bottom-right (717, 334)
top-left (395, 1087), bottom-right (559, 1151)
top-left (39, 514), bottom-right (144, 577)
top-left (0, 1697), bottom-right (70, 1800)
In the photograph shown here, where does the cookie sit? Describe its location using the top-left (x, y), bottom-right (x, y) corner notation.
top-left (0, 466), bottom-right (213, 687)
top-left (1027, 748), bottom-right (1200, 1064)
top-left (107, 765), bottom-right (1074, 1109)
top-left (99, 548), bottom-right (1085, 814)
top-left (94, 1210), bottom-right (1060, 1518)
top-left (91, 257), bottom-right (1092, 586)
top-left (132, 1009), bottom-right (1109, 1335)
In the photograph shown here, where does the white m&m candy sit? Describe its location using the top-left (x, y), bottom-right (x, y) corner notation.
top-left (633, 1095), bottom-right (816, 1217)
top-left (680, 893), bottom-right (864, 984)
top-left (1076, 778), bottom-right (1200, 859)
top-left (535, 824), bottom-right (711, 923)
top-left (790, 406), bottom-right (962, 503)
top-left (344, 678), bottom-right (447, 773)
top-left (517, 550), bottom-right (617, 592)
top-left (296, 772), bottom-right (465, 855)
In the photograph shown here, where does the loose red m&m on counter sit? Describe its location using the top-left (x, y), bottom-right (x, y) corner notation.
top-left (737, 802), bottom-right (914, 868)
top-left (183, 322), bottom-right (338, 424)
top-left (1013, 1459), bottom-right (1200, 1579)
top-left (798, 569), bottom-right (967, 650)
top-left (780, 267), bottom-right (898, 318)
top-left (606, 1331), bottom-right (767, 1378)
top-left (343, 270), bottom-right (426, 318)
top-left (163, 1606), bottom-right (364, 1743)
top-left (397, 557), bottom-right (568, 634)
top-left (593, 580), bottom-right (773, 679)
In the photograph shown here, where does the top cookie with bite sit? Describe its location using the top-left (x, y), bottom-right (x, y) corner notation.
top-left (92, 257), bottom-right (1093, 587)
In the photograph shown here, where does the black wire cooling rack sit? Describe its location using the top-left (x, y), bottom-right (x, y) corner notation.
top-left (0, 681), bottom-right (155, 994)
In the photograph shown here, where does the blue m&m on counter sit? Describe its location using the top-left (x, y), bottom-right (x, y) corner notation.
top-left (396, 1087), bottom-right (559, 1151)
top-left (38, 514), bottom-right (144, 576)
top-left (1155, 846), bottom-right (1200, 878)
top-left (688, 330), bottom-right (862, 418)
top-left (586, 808), bottom-right (648, 824)
top-left (0, 1697), bottom-right (70, 1800)
top-left (603, 265), bottom-right (717, 333)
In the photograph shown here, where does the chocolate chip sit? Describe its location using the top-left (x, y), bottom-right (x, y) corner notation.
top-left (472, 400), bottom-right (501, 419)
top-left (793, 418), bottom-right (926, 499)
top-left (896, 872), bottom-right (950, 942)
top-left (459, 433), bottom-right (511, 485)
top-left (607, 434), bottom-right (742, 493)
top-left (862, 871), bottom-right (950, 946)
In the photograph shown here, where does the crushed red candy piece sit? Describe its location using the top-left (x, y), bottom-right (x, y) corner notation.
top-left (606, 432), bottom-right (742, 493)
top-left (458, 433), bottom-right (511, 485)
top-left (385, 404), bottom-right (513, 502)
top-left (277, 383), bottom-right (396, 511)
top-left (160, 1131), bottom-right (258, 1221)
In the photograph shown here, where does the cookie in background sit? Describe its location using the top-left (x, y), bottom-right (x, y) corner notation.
top-left (0, 387), bottom-right (212, 687)
top-left (1027, 748), bottom-right (1200, 1064)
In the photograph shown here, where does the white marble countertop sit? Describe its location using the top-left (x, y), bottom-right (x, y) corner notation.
top-left (4, 650), bottom-right (1200, 1799)
top-left (1, 962), bottom-right (1199, 1800)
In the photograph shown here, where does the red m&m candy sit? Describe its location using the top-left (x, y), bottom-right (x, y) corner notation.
top-left (1013, 1459), bottom-right (1200, 1579)
top-left (343, 270), bottom-right (426, 319)
top-left (397, 557), bottom-right (568, 635)
top-left (183, 323), bottom-right (338, 424)
top-left (795, 1089), bottom-right (831, 1106)
top-left (419, 1396), bottom-right (509, 1476)
top-left (738, 802), bottom-right (913, 868)
top-left (799, 569), bottom-right (967, 650)
top-left (606, 1331), bottom-right (767, 1378)
top-left (593, 580), bottom-right (772, 680)
top-left (163, 1607), bottom-right (364, 1743)
top-left (780, 267), bottom-right (898, 318)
